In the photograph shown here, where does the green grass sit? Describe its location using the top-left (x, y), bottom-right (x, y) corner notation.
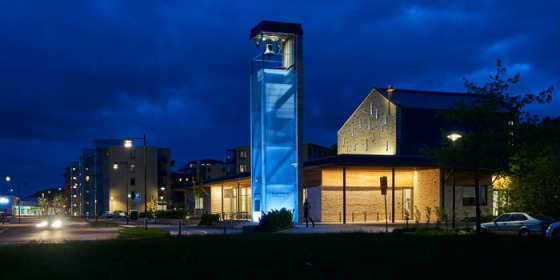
top-left (0, 233), bottom-right (558, 279)
top-left (87, 221), bottom-right (121, 227)
top-left (119, 227), bottom-right (170, 237)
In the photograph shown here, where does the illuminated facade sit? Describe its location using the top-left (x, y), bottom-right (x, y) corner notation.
top-left (249, 21), bottom-right (303, 222)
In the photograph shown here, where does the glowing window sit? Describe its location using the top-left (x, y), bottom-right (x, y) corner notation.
top-left (130, 164), bottom-right (136, 173)
top-left (376, 109), bottom-right (378, 119)
top-left (239, 164), bottom-right (247, 173)
top-left (370, 102), bottom-right (373, 115)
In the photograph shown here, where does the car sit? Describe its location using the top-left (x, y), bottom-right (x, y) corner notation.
top-left (36, 215), bottom-right (64, 229)
top-left (546, 221), bottom-right (560, 238)
top-left (101, 211), bottom-right (114, 219)
top-left (475, 212), bottom-right (554, 236)
top-left (114, 210), bottom-right (127, 218)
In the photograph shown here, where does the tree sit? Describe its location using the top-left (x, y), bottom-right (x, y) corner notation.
top-left (147, 196), bottom-right (158, 218)
top-left (38, 197), bottom-right (49, 215)
top-left (507, 117), bottom-right (560, 218)
top-left (438, 59), bottom-right (552, 233)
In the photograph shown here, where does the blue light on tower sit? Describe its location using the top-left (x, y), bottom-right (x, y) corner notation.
top-left (250, 21), bottom-right (303, 222)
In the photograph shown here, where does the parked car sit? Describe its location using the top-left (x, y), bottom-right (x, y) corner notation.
top-left (114, 210), bottom-right (127, 218)
top-left (36, 215), bottom-right (64, 229)
top-left (101, 211), bottom-right (114, 219)
top-left (546, 221), bottom-right (560, 238)
top-left (475, 212), bottom-right (554, 236)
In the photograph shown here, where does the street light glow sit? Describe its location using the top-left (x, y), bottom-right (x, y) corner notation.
top-left (447, 133), bottom-right (462, 142)
top-left (5, 176), bottom-right (10, 182)
top-left (113, 164), bottom-right (119, 169)
top-left (124, 139), bottom-right (133, 148)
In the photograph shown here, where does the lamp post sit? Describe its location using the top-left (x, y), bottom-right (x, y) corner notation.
top-left (124, 135), bottom-right (148, 230)
top-left (447, 133), bottom-right (462, 229)
top-left (113, 161), bottom-right (129, 224)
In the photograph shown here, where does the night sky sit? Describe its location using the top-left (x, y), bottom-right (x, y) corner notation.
top-left (1, 1), bottom-right (559, 196)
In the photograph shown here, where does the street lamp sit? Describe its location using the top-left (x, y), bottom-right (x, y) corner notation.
top-left (447, 133), bottom-right (462, 229)
top-left (114, 161), bottom-right (129, 224)
top-left (124, 135), bottom-right (148, 230)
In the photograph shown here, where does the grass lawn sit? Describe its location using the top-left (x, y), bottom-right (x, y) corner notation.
top-left (0, 233), bottom-right (558, 279)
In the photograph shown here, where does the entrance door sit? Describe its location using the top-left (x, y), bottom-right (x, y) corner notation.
top-left (402, 188), bottom-right (413, 220)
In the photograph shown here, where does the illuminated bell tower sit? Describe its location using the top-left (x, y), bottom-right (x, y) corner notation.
top-left (250, 21), bottom-right (303, 222)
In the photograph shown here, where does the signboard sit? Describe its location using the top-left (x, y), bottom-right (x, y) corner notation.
top-left (380, 176), bottom-right (388, 195)
top-left (135, 193), bottom-right (141, 202)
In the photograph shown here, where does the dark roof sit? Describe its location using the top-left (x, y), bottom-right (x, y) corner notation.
top-left (374, 87), bottom-right (469, 110)
top-left (250, 21), bottom-right (303, 39)
top-left (303, 154), bottom-right (435, 169)
top-left (174, 172), bottom-right (251, 190)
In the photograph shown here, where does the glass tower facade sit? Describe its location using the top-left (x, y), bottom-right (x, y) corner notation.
top-left (250, 21), bottom-right (303, 222)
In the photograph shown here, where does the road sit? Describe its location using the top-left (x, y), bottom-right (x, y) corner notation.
top-left (0, 216), bottom-right (242, 246)
top-left (0, 216), bottom-right (400, 246)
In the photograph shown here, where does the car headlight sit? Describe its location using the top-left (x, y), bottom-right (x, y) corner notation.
top-left (36, 221), bottom-right (48, 228)
top-left (51, 220), bottom-right (62, 228)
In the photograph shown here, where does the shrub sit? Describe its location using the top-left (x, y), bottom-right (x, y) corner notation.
top-left (199, 213), bottom-right (220, 226)
top-left (425, 207), bottom-right (432, 225)
top-left (157, 210), bottom-right (190, 219)
top-left (256, 208), bottom-right (293, 232)
top-left (414, 206), bottom-right (421, 225)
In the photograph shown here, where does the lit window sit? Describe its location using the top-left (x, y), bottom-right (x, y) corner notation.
top-left (130, 164), bottom-right (136, 173)
top-left (179, 178), bottom-right (183, 182)
top-left (195, 197), bottom-right (204, 209)
top-left (239, 164), bottom-right (247, 173)
top-left (376, 109), bottom-right (378, 119)
top-left (239, 150), bottom-right (247, 159)
top-left (463, 186), bottom-right (488, 206)
top-left (370, 102), bottom-right (373, 115)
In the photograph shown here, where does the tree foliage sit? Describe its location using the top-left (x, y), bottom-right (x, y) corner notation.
top-left (507, 117), bottom-right (560, 218)
top-left (432, 59), bottom-right (553, 231)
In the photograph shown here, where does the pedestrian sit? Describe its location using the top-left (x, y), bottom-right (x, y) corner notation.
top-left (303, 198), bottom-right (314, 227)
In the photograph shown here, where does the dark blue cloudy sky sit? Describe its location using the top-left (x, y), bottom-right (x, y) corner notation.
top-left (1, 1), bottom-right (558, 196)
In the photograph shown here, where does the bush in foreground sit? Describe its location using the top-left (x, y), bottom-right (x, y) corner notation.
top-left (199, 213), bottom-right (220, 226)
top-left (256, 208), bottom-right (293, 232)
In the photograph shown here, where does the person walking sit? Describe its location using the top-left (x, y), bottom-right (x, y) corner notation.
top-left (303, 198), bottom-right (314, 227)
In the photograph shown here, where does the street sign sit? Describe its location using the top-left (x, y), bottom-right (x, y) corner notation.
top-left (135, 193), bottom-right (141, 202)
top-left (380, 176), bottom-right (388, 195)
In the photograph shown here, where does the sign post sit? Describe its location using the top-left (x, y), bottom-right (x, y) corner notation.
top-left (380, 176), bottom-right (388, 233)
